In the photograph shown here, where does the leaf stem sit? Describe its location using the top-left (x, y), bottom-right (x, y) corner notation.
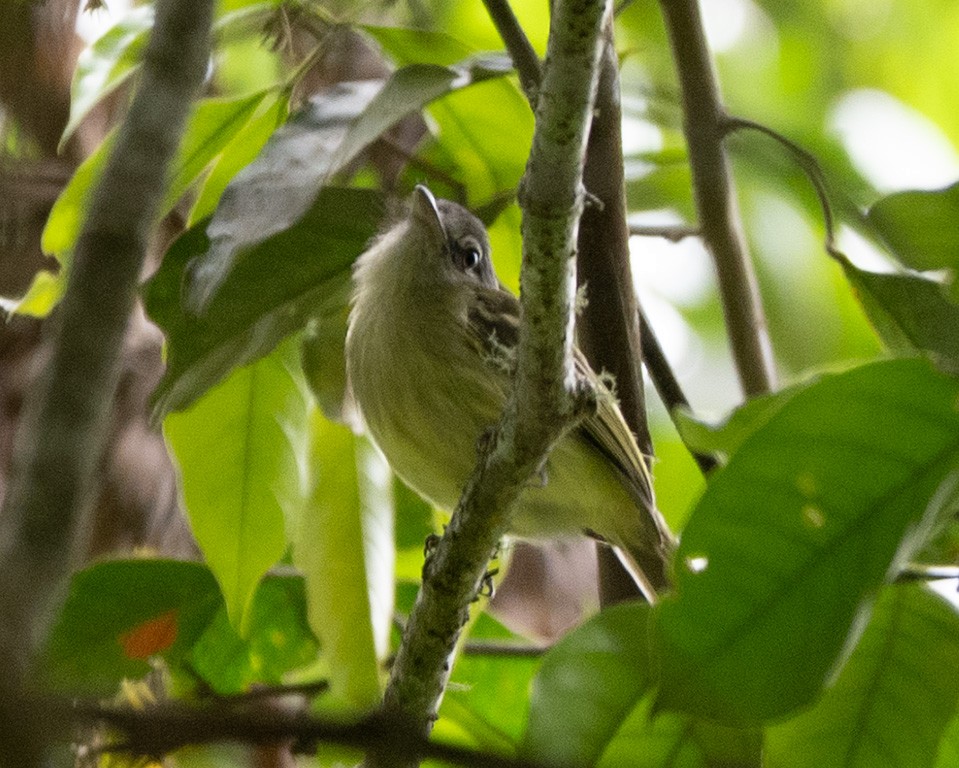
top-left (723, 115), bottom-right (845, 261)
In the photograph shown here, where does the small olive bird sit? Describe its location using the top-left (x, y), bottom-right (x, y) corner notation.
top-left (345, 185), bottom-right (675, 600)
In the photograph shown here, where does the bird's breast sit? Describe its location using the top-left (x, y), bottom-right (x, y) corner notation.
top-left (347, 296), bottom-right (505, 510)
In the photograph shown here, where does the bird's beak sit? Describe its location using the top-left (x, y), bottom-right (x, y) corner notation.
top-left (412, 184), bottom-right (446, 245)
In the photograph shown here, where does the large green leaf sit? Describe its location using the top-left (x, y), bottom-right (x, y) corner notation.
top-left (144, 186), bottom-right (381, 418)
top-left (40, 560), bottom-right (221, 695)
top-left (868, 182), bottom-right (959, 275)
top-left (161, 92), bottom-right (272, 212)
top-left (363, 25), bottom-right (474, 67)
top-left (524, 603), bottom-right (654, 766)
top-left (674, 386), bottom-right (799, 463)
top-left (426, 77), bottom-right (532, 202)
top-left (293, 415), bottom-right (392, 710)
top-left (767, 584), bottom-right (959, 768)
top-left (843, 260), bottom-right (959, 373)
top-left (597, 696), bottom-right (761, 768)
top-left (163, 338), bottom-right (311, 633)
top-left (41, 559), bottom-right (318, 698)
top-left (182, 57), bottom-right (511, 313)
top-left (190, 92), bottom-right (290, 224)
top-left (654, 359), bottom-right (959, 724)
top-left (188, 572), bottom-right (318, 695)
top-left (524, 602), bottom-right (758, 767)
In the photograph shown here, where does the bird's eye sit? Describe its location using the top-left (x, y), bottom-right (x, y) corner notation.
top-left (463, 247), bottom-right (481, 270)
top-left (453, 239), bottom-right (482, 272)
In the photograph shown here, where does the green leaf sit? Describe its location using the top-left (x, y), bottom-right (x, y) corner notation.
top-left (362, 25), bottom-right (475, 67)
top-left (524, 603), bottom-right (654, 766)
top-left (190, 92), bottom-right (290, 224)
top-left (427, 76), bottom-right (533, 201)
top-left (597, 696), bottom-right (761, 768)
top-left (335, 62), bottom-right (503, 177)
top-left (767, 584), bottom-right (959, 768)
top-left (60, 5), bottom-right (154, 150)
top-left (440, 613), bottom-right (541, 753)
top-left (674, 386), bottom-right (799, 462)
top-left (936, 712), bottom-right (959, 768)
top-left (182, 58), bottom-right (511, 313)
top-left (144, 186), bottom-right (382, 418)
top-left (868, 182), bottom-right (959, 274)
top-left (843, 260), bottom-right (959, 373)
top-left (42, 134), bottom-right (114, 260)
top-left (293, 415), bottom-right (392, 710)
top-left (161, 91), bottom-right (272, 212)
top-left (40, 560), bottom-right (221, 694)
top-left (163, 338), bottom-right (311, 633)
top-left (0, 269), bottom-right (66, 318)
top-left (189, 572), bottom-right (318, 695)
top-left (214, 2), bottom-right (284, 45)
top-left (654, 359), bottom-right (959, 724)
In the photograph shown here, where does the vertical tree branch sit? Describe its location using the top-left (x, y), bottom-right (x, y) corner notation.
top-left (377, 0), bottom-right (609, 759)
top-left (657, 0), bottom-right (776, 396)
top-left (576, 15), bottom-right (659, 603)
top-left (578, 16), bottom-right (650, 457)
top-left (0, 1), bottom-right (213, 765)
top-left (487, 3), bottom-right (682, 601)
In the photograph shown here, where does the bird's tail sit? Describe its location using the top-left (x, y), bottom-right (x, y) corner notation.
top-left (609, 510), bottom-right (677, 603)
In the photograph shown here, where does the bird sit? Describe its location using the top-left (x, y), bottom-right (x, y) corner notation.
top-left (345, 185), bottom-right (675, 601)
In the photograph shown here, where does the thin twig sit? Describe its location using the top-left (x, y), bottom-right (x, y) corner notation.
top-left (0, 2), bottom-right (213, 766)
top-left (578, 14), bottom-right (671, 604)
top-left (722, 116), bottom-right (844, 261)
top-left (482, 0), bottom-right (696, 470)
top-left (207, 680), bottom-right (330, 703)
top-left (462, 641), bottom-right (546, 657)
top-left (481, 0), bottom-right (542, 102)
top-left (375, 134), bottom-right (468, 200)
top-left (628, 223), bottom-right (700, 242)
top-left (59, 699), bottom-right (551, 768)
top-left (657, 0), bottom-right (776, 397)
top-left (638, 310), bottom-right (718, 475)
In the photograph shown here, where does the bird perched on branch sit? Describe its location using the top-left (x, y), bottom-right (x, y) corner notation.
top-left (345, 185), bottom-right (675, 601)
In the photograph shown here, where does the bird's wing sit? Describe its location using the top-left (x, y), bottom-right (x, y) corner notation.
top-left (466, 285), bottom-right (521, 372)
top-left (573, 350), bottom-right (654, 508)
top-left (466, 285), bottom-right (652, 508)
